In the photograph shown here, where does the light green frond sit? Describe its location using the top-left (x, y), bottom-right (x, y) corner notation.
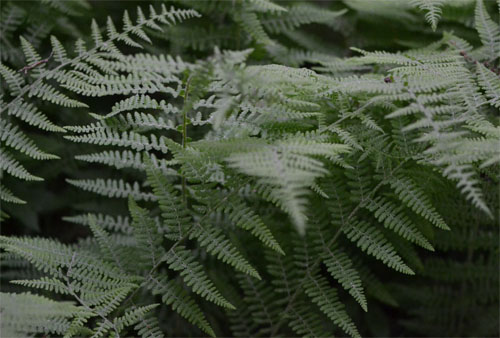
top-left (0, 120), bottom-right (59, 160)
top-left (189, 221), bottom-right (261, 279)
top-left (304, 274), bottom-right (361, 338)
top-left (0, 292), bottom-right (89, 338)
top-left (364, 196), bottom-right (434, 250)
top-left (476, 62), bottom-right (500, 108)
top-left (128, 198), bottom-right (164, 269)
top-left (0, 184), bottom-right (26, 204)
top-left (63, 213), bottom-right (133, 234)
top-left (75, 150), bottom-right (176, 175)
top-left (387, 175), bottom-right (449, 230)
top-left (262, 5), bottom-right (346, 34)
top-left (66, 178), bottom-right (156, 201)
top-left (342, 219), bottom-right (414, 275)
top-left (322, 245), bottom-right (367, 312)
top-left (228, 140), bottom-right (349, 235)
top-left (165, 246), bottom-right (235, 309)
top-left (248, 0), bottom-right (287, 13)
top-left (0, 149), bottom-right (43, 181)
top-left (144, 156), bottom-right (191, 240)
top-left (0, 62), bottom-right (25, 95)
top-left (475, 0), bottom-right (500, 60)
top-left (102, 94), bottom-right (181, 120)
top-left (410, 0), bottom-right (445, 30)
top-left (12, 277), bottom-right (69, 294)
top-left (65, 129), bottom-right (169, 153)
top-left (113, 304), bottom-right (159, 333)
top-left (50, 36), bottom-right (69, 63)
top-left (28, 82), bottom-right (87, 108)
top-left (147, 276), bottom-right (215, 337)
top-left (7, 100), bottom-right (66, 132)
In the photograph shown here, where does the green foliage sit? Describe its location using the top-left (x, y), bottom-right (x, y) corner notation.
top-left (1, 1), bottom-right (498, 337)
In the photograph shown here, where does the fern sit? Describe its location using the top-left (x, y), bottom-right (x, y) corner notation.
top-left (2, 1), bottom-right (498, 337)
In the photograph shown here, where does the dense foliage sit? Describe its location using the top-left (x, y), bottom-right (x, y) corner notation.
top-left (0, 0), bottom-right (499, 337)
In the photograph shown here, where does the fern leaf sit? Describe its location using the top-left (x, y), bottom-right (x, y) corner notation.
top-left (248, 0), bottom-right (287, 13)
top-left (74, 150), bottom-right (176, 175)
top-left (0, 292), bottom-right (89, 337)
top-left (66, 178), bottom-right (156, 201)
top-left (11, 276), bottom-right (69, 294)
top-left (128, 198), bottom-right (164, 269)
top-left (63, 213), bottom-right (133, 234)
top-left (0, 62), bottom-right (25, 95)
top-left (0, 184), bottom-right (26, 204)
top-left (134, 314), bottom-right (165, 338)
top-left (0, 120), bottom-right (59, 160)
top-left (262, 5), bottom-right (346, 34)
top-left (410, 0), bottom-right (445, 31)
top-left (7, 100), bottom-right (66, 132)
top-left (342, 219), bottom-right (414, 275)
top-left (65, 129), bottom-right (169, 153)
top-left (189, 221), bottom-right (261, 279)
top-left (50, 36), bottom-right (69, 64)
top-left (165, 246), bottom-right (235, 309)
top-left (144, 156), bottom-right (190, 240)
top-left (223, 198), bottom-right (284, 255)
top-left (147, 276), bottom-right (215, 337)
top-left (304, 274), bottom-right (361, 338)
top-left (322, 246), bottom-right (368, 312)
top-left (387, 175), bottom-right (449, 230)
top-left (364, 196), bottom-right (434, 251)
top-left (0, 149), bottom-right (43, 181)
top-left (475, 0), bottom-right (500, 60)
top-left (476, 62), bottom-right (500, 108)
top-left (114, 304), bottom-right (159, 332)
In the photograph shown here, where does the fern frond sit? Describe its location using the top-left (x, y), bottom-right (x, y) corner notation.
top-left (262, 5), bottom-right (346, 34)
top-left (66, 178), bottom-right (156, 201)
top-left (476, 62), bottom-right (500, 108)
top-left (75, 150), bottom-right (176, 175)
top-left (147, 276), bottom-right (216, 337)
top-left (0, 120), bottom-right (59, 160)
top-left (223, 198), bottom-right (284, 255)
top-left (343, 219), bottom-right (414, 274)
top-left (6, 100), bottom-right (66, 132)
top-left (65, 129), bottom-right (169, 153)
top-left (189, 221), bottom-right (261, 279)
top-left (0, 184), bottom-right (26, 204)
top-left (144, 156), bottom-right (190, 240)
top-left (410, 0), bottom-right (445, 31)
top-left (165, 246), bottom-right (235, 309)
top-left (128, 198), bottom-right (164, 269)
top-left (101, 93), bottom-right (181, 120)
top-left (0, 292), bottom-right (90, 337)
top-left (0, 149), bottom-right (43, 181)
top-left (0, 62), bottom-right (25, 95)
top-left (113, 304), bottom-right (159, 333)
top-left (364, 196), bottom-right (434, 250)
top-left (63, 213), bottom-right (133, 234)
top-left (248, 0), bottom-right (287, 13)
top-left (228, 140), bottom-right (350, 235)
top-left (304, 274), bottom-right (361, 338)
top-left (322, 245), bottom-right (368, 312)
top-left (475, 0), bottom-right (500, 60)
